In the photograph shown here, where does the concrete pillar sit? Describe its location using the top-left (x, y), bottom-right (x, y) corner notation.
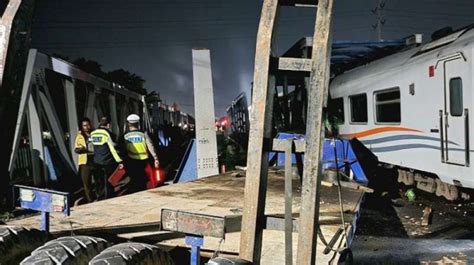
top-left (192, 49), bottom-right (219, 178)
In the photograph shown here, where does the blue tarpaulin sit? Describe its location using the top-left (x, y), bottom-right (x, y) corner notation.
top-left (270, 133), bottom-right (368, 183)
top-left (176, 133), bottom-right (369, 184)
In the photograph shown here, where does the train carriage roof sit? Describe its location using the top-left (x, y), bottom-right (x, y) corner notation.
top-left (281, 34), bottom-right (422, 76)
top-left (281, 24), bottom-right (474, 78)
top-left (330, 26), bottom-right (474, 96)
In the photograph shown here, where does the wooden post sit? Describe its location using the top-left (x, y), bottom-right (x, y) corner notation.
top-left (296, 0), bottom-right (334, 264)
top-left (239, 1), bottom-right (279, 262)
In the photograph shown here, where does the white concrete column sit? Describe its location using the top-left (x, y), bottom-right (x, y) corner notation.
top-left (192, 49), bottom-right (219, 178)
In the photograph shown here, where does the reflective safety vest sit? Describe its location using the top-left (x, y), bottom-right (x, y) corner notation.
top-left (74, 132), bottom-right (88, 166)
top-left (90, 128), bottom-right (122, 165)
top-left (124, 131), bottom-right (149, 160)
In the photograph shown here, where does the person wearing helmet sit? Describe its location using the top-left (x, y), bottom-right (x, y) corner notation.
top-left (121, 114), bottom-right (159, 193)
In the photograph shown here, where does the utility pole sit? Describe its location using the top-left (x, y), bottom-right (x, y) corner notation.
top-left (372, 0), bottom-right (386, 40)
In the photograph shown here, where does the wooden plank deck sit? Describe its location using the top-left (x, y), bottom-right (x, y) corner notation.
top-left (8, 170), bottom-right (364, 264)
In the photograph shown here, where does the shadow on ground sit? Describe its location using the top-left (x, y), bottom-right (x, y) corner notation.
top-left (350, 163), bottom-right (474, 264)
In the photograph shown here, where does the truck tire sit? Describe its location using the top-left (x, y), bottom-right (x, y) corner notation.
top-left (0, 225), bottom-right (48, 264)
top-left (89, 242), bottom-right (174, 265)
top-left (20, 236), bottom-right (109, 265)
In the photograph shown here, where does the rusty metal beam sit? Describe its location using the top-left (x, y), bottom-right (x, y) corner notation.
top-left (278, 57), bottom-right (312, 72)
top-left (323, 30), bottom-right (333, 108)
top-left (239, 0), bottom-right (280, 263)
top-left (296, 0), bottom-right (334, 264)
top-left (0, 0), bottom-right (22, 87)
top-left (161, 209), bottom-right (226, 239)
top-left (272, 138), bottom-right (305, 153)
top-left (265, 213), bottom-right (356, 232)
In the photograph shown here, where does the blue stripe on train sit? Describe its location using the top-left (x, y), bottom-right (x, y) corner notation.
top-left (361, 134), bottom-right (459, 146)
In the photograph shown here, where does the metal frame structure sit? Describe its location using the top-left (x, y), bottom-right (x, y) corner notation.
top-left (239, 0), bottom-right (334, 264)
top-left (226, 92), bottom-right (250, 146)
top-left (147, 92), bottom-right (187, 128)
top-left (9, 49), bottom-right (149, 186)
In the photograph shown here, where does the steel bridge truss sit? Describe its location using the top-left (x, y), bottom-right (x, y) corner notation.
top-left (8, 49), bottom-right (149, 186)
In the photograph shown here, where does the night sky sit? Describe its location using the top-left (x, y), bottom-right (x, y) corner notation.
top-left (31, 0), bottom-right (474, 116)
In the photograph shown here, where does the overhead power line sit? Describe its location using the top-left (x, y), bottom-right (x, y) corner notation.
top-left (33, 26), bottom-right (372, 51)
top-left (33, 10), bottom-right (369, 26)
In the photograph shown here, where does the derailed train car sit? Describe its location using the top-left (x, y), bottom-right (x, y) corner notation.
top-left (331, 26), bottom-right (474, 200)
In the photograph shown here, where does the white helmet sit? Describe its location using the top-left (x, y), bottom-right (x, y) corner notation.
top-left (126, 114), bottom-right (140, 123)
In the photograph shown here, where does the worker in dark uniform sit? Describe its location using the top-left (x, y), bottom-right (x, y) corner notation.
top-left (121, 114), bottom-right (159, 193)
top-left (90, 116), bottom-right (123, 199)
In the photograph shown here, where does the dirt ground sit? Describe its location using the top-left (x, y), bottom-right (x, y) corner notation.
top-left (351, 166), bottom-right (474, 264)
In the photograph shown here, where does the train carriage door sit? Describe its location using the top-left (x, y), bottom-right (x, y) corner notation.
top-left (442, 53), bottom-right (469, 166)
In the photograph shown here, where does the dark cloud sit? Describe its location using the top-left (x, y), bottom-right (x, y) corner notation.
top-left (32, 0), bottom-right (474, 116)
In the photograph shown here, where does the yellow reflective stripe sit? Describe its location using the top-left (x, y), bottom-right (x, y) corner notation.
top-left (128, 154), bottom-right (148, 160)
top-left (92, 129), bottom-right (109, 136)
top-left (90, 129), bottom-right (110, 145)
top-left (92, 129), bottom-right (122, 162)
top-left (107, 137), bottom-right (122, 163)
top-left (124, 131), bottom-right (148, 160)
top-left (125, 142), bottom-right (148, 160)
top-left (127, 148), bottom-right (147, 154)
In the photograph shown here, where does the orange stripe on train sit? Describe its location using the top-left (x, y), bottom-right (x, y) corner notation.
top-left (341, 126), bottom-right (422, 139)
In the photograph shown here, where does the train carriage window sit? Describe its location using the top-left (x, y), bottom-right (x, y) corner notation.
top-left (449, 77), bottom-right (463, 117)
top-left (349, 94), bottom-right (367, 123)
top-left (375, 88), bottom-right (401, 123)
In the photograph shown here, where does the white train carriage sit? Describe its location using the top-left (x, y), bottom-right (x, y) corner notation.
top-left (330, 26), bottom-right (474, 200)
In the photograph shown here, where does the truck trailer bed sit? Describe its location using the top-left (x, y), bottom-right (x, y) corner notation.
top-left (8, 170), bottom-right (365, 264)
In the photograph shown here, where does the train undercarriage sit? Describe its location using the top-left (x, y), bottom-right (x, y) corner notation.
top-left (395, 166), bottom-right (471, 201)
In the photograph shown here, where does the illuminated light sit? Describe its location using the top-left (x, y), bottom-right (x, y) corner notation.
top-left (429, 65), bottom-right (435, 77)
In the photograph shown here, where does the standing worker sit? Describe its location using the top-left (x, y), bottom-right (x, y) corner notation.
top-left (74, 117), bottom-right (95, 203)
top-left (121, 114), bottom-right (159, 193)
top-left (90, 116), bottom-right (123, 199)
